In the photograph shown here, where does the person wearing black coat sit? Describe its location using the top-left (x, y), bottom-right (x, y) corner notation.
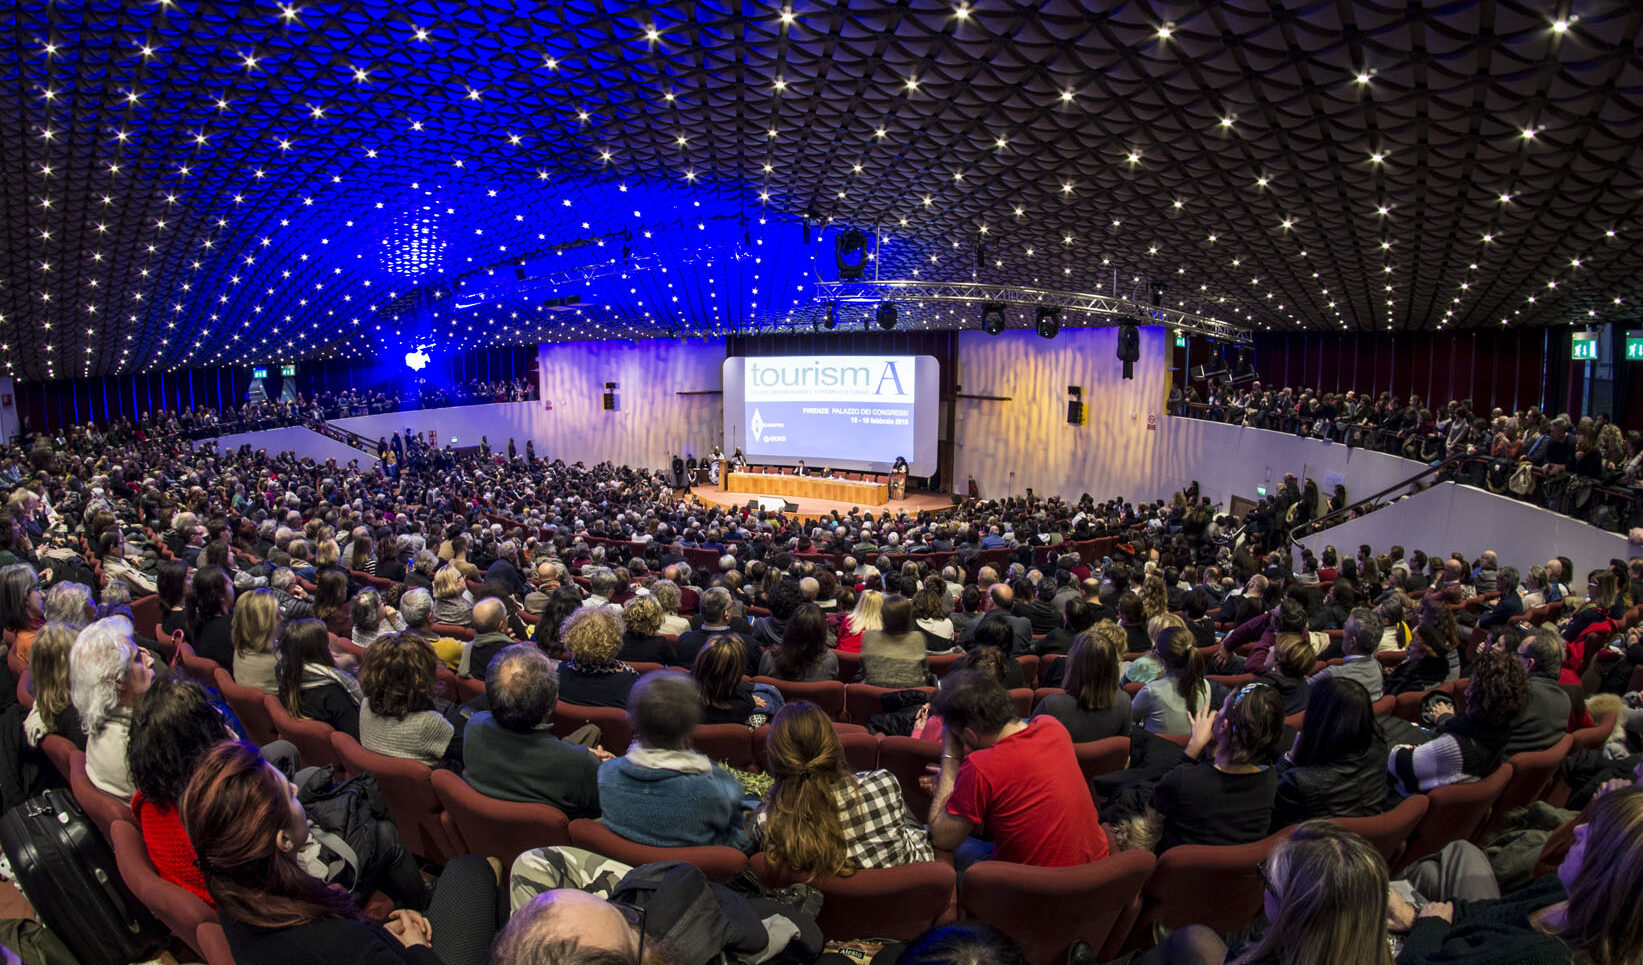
top-left (1269, 676), bottom-right (1388, 832)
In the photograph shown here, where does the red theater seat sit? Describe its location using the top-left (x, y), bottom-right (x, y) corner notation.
top-left (752, 854), bottom-right (956, 941)
top-left (568, 819), bottom-right (747, 881)
top-left (431, 769), bottom-right (571, 870)
top-left (960, 851), bottom-right (1156, 965)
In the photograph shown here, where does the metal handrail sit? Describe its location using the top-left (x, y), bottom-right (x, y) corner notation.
top-left (1285, 452), bottom-right (1470, 546)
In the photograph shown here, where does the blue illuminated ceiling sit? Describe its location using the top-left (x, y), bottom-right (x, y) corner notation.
top-left (3, 0), bottom-right (1642, 379)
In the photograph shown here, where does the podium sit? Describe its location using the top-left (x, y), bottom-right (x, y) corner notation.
top-left (719, 459), bottom-right (733, 492)
top-left (889, 469), bottom-right (908, 500)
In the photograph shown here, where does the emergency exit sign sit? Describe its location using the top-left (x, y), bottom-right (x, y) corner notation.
top-left (1627, 331), bottom-right (1643, 361)
top-left (1571, 332), bottom-right (1599, 361)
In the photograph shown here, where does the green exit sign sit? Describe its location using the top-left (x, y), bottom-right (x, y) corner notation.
top-left (1174, 334), bottom-right (1186, 348)
top-left (1627, 331), bottom-right (1643, 361)
top-left (280, 364), bottom-right (296, 377)
top-left (1571, 332), bottom-right (1599, 361)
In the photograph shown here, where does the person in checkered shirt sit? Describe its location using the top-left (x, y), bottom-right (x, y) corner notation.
top-left (751, 701), bottom-right (933, 875)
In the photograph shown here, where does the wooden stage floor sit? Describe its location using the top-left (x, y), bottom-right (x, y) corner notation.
top-left (689, 487), bottom-right (957, 521)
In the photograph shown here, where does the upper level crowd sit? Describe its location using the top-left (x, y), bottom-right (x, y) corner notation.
top-left (96, 377), bottom-right (541, 440)
top-left (1171, 381), bottom-right (1643, 531)
top-left (1, 416), bottom-right (1641, 965)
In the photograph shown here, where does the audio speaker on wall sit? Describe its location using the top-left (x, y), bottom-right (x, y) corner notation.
top-left (1067, 401), bottom-right (1086, 425)
top-left (602, 393), bottom-right (616, 411)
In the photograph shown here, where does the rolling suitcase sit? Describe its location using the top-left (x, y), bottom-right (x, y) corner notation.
top-left (0, 789), bottom-right (161, 965)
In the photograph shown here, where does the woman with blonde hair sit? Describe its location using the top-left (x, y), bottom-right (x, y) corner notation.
top-left (24, 623), bottom-right (85, 748)
top-left (754, 700), bottom-right (932, 878)
top-left (1150, 821), bottom-right (1395, 965)
top-left (555, 607), bottom-right (638, 708)
top-left (835, 589), bottom-right (883, 655)
top-left (1140, 573), bottom-right (1170, 621)
top-left (431, 564), bottom-right (473, 627)
top-left (617, 594), bottom-right (672, 665)
top-left (231, 588), bottom-right (281, 695)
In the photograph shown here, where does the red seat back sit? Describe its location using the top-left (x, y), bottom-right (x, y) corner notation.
top-left (39, 733), bottom-right (75, 782)
top-left (429, 769), bottom-right (570, 870)
top-left (752, 853), bottom-right (956, 941)
top-left (752, 677), bottom-right (847, 721)
top-left (176, 642), bottom-right (220, 687)
top-left (834, 651), bottom-right (862, 683)
top-left (328, 731), bottom-right (459, 864)
top-left (1106, 827), bottom-right (1293, 957)
top-left (261, 694), bottom-right (338, 769)
top-left (845, 684), bottom-right (934, 725)
top-left (567, 818), bottom-right (747, 882)
top-left (212, 668), bottom-right (279, 746)
top-left (550, 702), bottom-right (633, 753)
top-left (962, 851), bottom-right (1156, 965)
top-left (693, 724), bottom-right (757, 771)
top-left (877, 736), bottom-right (941, 817)
top-left (430, 623), bottom-right (475, 641)
top-left (108, 819), bottom-right (217, 961)
top-left (1330, 794), bottom-right (1429, 868)
top-left (15, 668), bottom-right (32, 710)
top-left (1073, 736), bottom-right (1131, 784)
top-left (1486, 735), bottom-right (1574, 836)
top-left (1394, 763), bottom-right (1515, 873)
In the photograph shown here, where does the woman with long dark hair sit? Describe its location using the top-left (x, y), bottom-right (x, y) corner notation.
top-left (277, 618), bottom-right (361, 739)
top-left (1270, 676), bottom-right (1387, 830)
top-left (186, 565), bottom-right (236, 666)
top-left (759, 602), bottom-right (838, 681)
top-left (182, 741), bottom-right (502, 965)
top-left (1032, 623), bottom-right (1130, 741)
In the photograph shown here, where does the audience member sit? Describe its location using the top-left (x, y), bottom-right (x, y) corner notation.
top-left (463, 645), bottom-right (604, 817)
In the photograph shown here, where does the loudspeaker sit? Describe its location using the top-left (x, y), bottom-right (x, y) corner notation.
top-left (783, 501), bottom-right (799, 513)
top-left (876, 301), bottom-right (897, 330)
top-left (1117, 322), bottom-right (1140, 380)
top-left (1067, 385), bottom-right (1082, 397)
top-left (1067, 401), bottom-right (1086, 425)
top-left (602, 393), bottom-right (616, 410)
top-left (604, 381), bottom-right (617, 390)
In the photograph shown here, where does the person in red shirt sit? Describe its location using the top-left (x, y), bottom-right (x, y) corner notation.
top-left (927, 670), bottom-right (1108, 868)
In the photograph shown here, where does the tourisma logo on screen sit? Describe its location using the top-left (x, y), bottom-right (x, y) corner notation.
top-left (746, 358), bottom-right (912, 444)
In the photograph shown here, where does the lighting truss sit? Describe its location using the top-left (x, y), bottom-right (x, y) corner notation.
top-left (813, 280), bottom-right (1254, 345)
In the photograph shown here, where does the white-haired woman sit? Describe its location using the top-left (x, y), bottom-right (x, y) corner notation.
top-left (68, 616), bottom-right (155, 801)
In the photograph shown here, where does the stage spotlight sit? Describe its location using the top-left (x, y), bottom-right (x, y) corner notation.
top-left (1151, 281), bottom-right (1166, 307)
top-left (876, 301), bottom-right (897, 330)
top-left (1035, 306), bottom-right (1061, 339)
top-left (1117, 320), bottom-right (1140, 380)
top-left (823, 301), bottom-right (837, 330)
top-left (980, 301), bottom-right (1007, 335)
top-left (836, 228), bottom-right (867, 280)
top-left (1230, 349), bottom-right (1256, 383)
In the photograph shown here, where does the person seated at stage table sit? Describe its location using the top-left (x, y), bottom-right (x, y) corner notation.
top-left (795, 460), bottom-right (807, 477)
top-left (819, 466), bottom-right (835, 478)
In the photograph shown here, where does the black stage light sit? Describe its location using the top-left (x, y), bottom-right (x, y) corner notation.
top-left (823, 301), bottom-right (837, 330)
top-left (981, 301), bottom-right (1007, 335)
top-left (1035, 306), bottom-right (1061, 339)
top-left (836, 228), bottom-right (867, 280)
top-left (876, 301), bottom-right (897, 330)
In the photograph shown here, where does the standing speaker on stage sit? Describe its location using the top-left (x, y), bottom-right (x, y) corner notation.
top-left (890, 455), bottom-right (910, 500)
top-left (671, 453), bottom-right (685, 488)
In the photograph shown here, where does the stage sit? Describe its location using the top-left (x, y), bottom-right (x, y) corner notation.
top-left (689, 487), bottom-right (957, 522)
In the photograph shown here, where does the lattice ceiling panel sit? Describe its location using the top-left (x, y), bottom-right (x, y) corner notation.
top-left (3, 0), bottom-right (1641, 380)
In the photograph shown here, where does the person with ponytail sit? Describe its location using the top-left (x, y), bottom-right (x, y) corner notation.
top-left (752, 701), bottom-right (932, 877)
top-left (1132, 625), bottom-right (1210, 735)
top-left (182, 741), bottom-right (504, 965)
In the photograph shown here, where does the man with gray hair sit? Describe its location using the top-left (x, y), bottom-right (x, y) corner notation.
top-left (1503, 627), bottom-right (1572, 756)
top-left (267, 567), bottom-right (313, 621)
top-left (675, 586), bottom-right (747, 671)
top-left (462, 644), bottom-right (604, 817)
top-left (1311, 607), bottom-right (1384, 700)
top-left (581, 569), bottom-right (620, 612)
